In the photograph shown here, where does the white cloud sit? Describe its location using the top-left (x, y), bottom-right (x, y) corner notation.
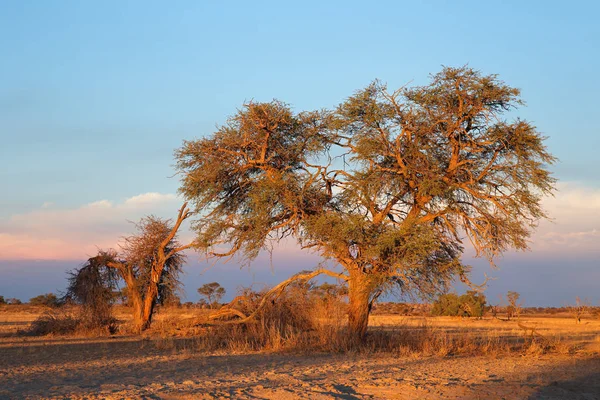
top-left (123, 192), bottom-right (177, 207)
top-left (532, 182), bottom-right (600, 254)
top-left (0, 193), bottom-right (185, 260)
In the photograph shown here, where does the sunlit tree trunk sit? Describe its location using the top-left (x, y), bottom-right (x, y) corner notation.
top-left (347, 270), bottom-right (374, 342)
top-left (130, 291), bottom-right (145, 333)
top-left (140, 283), bottom-right (159, 331)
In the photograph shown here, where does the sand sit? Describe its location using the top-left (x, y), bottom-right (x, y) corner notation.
top-left (1, 308), bottom-right (599, 399)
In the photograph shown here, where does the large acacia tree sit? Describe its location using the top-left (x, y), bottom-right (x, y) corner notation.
top-left (176, 67), bottom-right (555, 340)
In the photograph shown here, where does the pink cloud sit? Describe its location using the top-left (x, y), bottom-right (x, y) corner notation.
top-left (0, 193), bottom-right (185, 260)
top-left (1, 183), bottom-right (598, 261)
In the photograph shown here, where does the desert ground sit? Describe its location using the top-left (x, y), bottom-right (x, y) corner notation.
top-left (1, 306), bottom-right (600, 399)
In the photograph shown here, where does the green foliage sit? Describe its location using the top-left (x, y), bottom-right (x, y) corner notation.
top-left (29, 293), bottom-right (61, 308)
top-left (0, 295), bottom-right (5, 305)
top-left (175, 66), bottom-right (556, 335)
top-left (431, 291), bottom-right (487, 317)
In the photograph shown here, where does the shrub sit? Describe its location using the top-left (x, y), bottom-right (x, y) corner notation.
top-left (65, 259), bottom-right (118, 332)
top-left (0, 295), bottom-right (5, 305)
top-left (29, 293), bottom-right (61, 308)
top-left (27, 310), bottom-right (80, 336)
top-left (197, 284), bottom-right (348, 352)
top-left (431, 291), bottom-right (486, 317)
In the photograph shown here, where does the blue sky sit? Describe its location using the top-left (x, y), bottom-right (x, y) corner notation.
top-left (1, 1), bottom-right (598, 305)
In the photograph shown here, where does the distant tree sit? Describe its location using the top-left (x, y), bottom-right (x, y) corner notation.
top-left (197, 282), bottom-right (226, 308)
top-left (488, 303), bottom-right (500, 319)
top-left (197, 298), bottom-right (209, 309)
top-left (431, 293), bottom-right (461, 316)
top-left (431, 291), bottom-right (486, 317)
top-left (458, 291), bottom-right (486, 318)
top-left (7, 298), bottom-right (22, 305)
top-left (176, 66), bottom-right (556, 341)
top-left (506, 291), bottom-right (522, 320)
top-left (570, 297), bottom-right (589, 324)
top-left (0, 296), bottom-right (5, 305)
top-left (29, 293), bottom-right (61, 308)
top-left (313, 283), bottom-right (348, 299)
top-left (68, 204), bottom-right (193, 332)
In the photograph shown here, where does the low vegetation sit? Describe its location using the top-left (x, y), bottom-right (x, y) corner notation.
top-left (14, 284), bottom-right (597, 359)
top-left (29, 293), bottom-right (61, 308)
top-left (431, 291), bottom-right (487, 318)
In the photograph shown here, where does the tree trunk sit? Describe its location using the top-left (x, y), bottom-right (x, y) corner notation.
top-left (130, 292), bottom-right (145, 333)
top-left (140, 283), bottom-right (159, 331)
top-left (347, 272), bottom-right (373, 343)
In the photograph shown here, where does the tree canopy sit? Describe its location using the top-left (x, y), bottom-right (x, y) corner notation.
top-left (197, 282), bottom-right (226, 308)
top-left (176, 66), bottom-right (556, 339)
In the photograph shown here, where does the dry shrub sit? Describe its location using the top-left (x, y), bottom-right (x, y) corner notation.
top-left (195, 285), bottom-right (349, 353)
top-left (26, 308), bottom-right (118, 336)
top-left (187, 287), bottom-right (573, 357)
top-left (27, 309), bottom-right (80, 336)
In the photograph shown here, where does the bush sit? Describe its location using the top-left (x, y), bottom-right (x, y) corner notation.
top-left (0, 295), bottom-right (5, 305)
top-left (65, 259), bottom-right (118, 332)
top-left (27, 310), bottom-right (81, 336)
top-left (197, 284), bottom-right (348, 352)
top-left (29, 293), bottom-right (61, 308)
top-left (27, 308), bottom-right (117, 336)
top-left (7, 298), bottom-right (22, 305)
top-left (431, 291), bottom-right (486, 317)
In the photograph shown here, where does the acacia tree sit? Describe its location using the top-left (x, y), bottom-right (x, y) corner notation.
top-left (70, 204), bottom-right (193, 332)
top-left (197, 282), bottom-right (226, 308)
top-left (506, 291), bottom-right (522, 320)
top-left (176, 67), bottom-right (555, 340)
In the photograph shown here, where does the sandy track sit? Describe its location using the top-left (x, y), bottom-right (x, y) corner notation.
top-left (1, 336), bottom-right (600, 399)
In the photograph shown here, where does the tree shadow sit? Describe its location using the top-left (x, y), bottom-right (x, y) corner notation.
top-left (527, 369), bottom-right (600, 399)
top-left (0, 336), bottom-right (430, 398)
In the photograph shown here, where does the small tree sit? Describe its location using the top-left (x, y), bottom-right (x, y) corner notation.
top-left (7, 298), bottom-right (22, 305)
top-left (0, 296), bottom-right (6, 305)
top-left (65, 257), bottom-right (119, 330)
top-left (176, 66), bottom-right (556, 341)
top-left (68, 203), bottom-right (193, 332)
top-left (506, 291), bottom-right (522, 320)
top-left (198, 282), bottom-right (226, 308)
top-left (431, 293), bottom-right (461, 316)
top-left (432, 291), bottom-right (486, 317)
top-left (29, 293), bottom-right (61, 308)
top-left (458, 291), bottom-right (487, 318)
top-left (571, 297), bottom-right (589, 324)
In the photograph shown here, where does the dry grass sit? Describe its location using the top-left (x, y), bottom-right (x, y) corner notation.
top-left (3, 302), bottom-right (599, 358)
top-left (2, 304), bottom-right (599, 399)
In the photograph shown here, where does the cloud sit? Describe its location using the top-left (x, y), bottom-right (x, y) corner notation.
top-left (0, 183), bottom-right (598, 261)
top-left (0, 193), bottom-right (183, 260)
top-left (531, 182), bottom-right (600, 254)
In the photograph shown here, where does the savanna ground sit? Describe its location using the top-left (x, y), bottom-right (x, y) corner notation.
top-left (1, 305), bottom-right (600, 399)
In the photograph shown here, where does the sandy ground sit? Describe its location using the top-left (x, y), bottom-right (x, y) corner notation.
top-left (1, 308), bottom-right (600, 399)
